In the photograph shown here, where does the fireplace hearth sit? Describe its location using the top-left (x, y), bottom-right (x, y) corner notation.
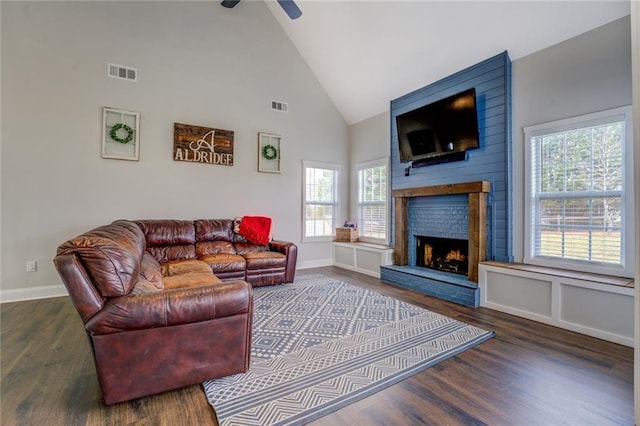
top-left (416, 236), bottom-right (468, 275)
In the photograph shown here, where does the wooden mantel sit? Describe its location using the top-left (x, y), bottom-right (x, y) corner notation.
top-left (393, 181), bottom-right (491, 282)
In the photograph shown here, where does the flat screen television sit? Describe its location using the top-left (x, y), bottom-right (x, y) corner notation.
top-left (396, 88), bottom-right (479, 164)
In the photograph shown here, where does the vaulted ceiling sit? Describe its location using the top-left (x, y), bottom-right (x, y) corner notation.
top-left (263, 1), bottom-right (631, 125)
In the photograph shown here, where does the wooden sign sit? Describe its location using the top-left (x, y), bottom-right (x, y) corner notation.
top-left (173, 122), bottom-right (234, 166)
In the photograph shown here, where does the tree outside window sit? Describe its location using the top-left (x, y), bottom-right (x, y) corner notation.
top-left (525, 106), bottom-right (633, 277)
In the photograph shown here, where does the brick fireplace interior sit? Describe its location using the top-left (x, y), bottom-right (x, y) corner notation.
top-left (416, 236), bottom-right (469, 275)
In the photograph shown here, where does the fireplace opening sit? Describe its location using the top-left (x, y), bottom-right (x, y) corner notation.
top-left (416, 236), bottom-right (468, 275)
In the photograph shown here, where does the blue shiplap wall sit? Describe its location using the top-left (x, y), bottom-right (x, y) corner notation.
top-left (390, 51), bottom-right (512, 262)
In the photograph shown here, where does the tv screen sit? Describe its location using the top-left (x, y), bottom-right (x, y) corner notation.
top-left (396, 88), bottom-right (479, 163)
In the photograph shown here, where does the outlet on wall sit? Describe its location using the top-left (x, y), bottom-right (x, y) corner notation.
top-left (26, 261), bottom-right (37, 272)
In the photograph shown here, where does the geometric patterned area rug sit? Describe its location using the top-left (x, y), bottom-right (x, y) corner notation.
top-left (203, 274), bottom-right (494, 426)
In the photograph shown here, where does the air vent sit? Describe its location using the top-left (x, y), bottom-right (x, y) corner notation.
top-left (108, 63), bottom-right (137, 81)
top-left (271, 100), bottom-right (288, 113)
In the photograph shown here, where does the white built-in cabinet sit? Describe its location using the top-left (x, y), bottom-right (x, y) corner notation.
top-left (333, 242), bottom-right (394, 278)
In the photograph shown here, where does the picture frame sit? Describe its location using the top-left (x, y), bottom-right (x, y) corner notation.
top-left (258, 132), bottom-right (281, 173)
top-left (174, 122), bottom-right (234, 166)
top-left (102, 107), bottom-right (140, 161)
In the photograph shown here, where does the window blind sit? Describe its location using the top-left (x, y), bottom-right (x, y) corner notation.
top-left (530, 120), bottom-right (624, 265)
top-left (358, 163), bottom-right (387, 241)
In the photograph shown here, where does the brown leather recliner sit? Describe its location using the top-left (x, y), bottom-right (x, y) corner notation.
top-left (54, 220), bottom-right (253, 405)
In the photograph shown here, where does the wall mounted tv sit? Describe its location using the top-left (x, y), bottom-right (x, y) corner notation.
top-left (396, 88), bottom-right (479, 166)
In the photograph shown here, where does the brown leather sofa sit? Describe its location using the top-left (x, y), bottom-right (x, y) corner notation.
top-left (135, 219), bottom-right (297, 287)
top-left (54, 219), bottom-right (297, 404)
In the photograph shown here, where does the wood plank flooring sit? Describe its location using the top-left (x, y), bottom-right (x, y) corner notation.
top-left (1, 266), bottom-right (633, 425)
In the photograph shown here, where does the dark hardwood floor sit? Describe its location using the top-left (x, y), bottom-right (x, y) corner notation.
top-left (1, 266), bottom-right (633, 425)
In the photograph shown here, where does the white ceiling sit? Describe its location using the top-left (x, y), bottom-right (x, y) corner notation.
top-left (264, 0), bottom-right (631, 125)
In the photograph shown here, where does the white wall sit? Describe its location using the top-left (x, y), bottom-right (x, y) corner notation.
top-left (511, 16), bottom-right (633, 263)
top-left (0, 1), bottom-right (348, 297)
top-left (347, 111), bottom-right (390, 227)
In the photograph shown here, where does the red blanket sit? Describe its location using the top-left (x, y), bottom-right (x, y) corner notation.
top-left (239, 216), bottom-right (272, 246)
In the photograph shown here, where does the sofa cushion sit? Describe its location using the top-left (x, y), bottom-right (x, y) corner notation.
top-left (196, 240), bottom-right (235, 256)
top-left (56, 220), bottom-right (145, 298)
top-left (161, 259), bottom-right (212, 277)
top-left (130, 278), bottom-right (163, 295)
top-left (140, 253), bottom-right (163, 289)
top-left (145, 245), bottom-right (196, 264)
top-left (234, 243), bottom-right (270, 255)
top-left (136, 220), bottom-right (196, 263)
top-left (232, 217), bottom-right (250, 243)
top-left (136, 220), bottom-right (196, 246)
top-left (163, 272), bottom-right (222, 290)
top-left (195, 219), bottom-right (234, 243)
top-left (233, 233), bottom-right (250, 244)
top-left (200, 254), bottom-right (246, 274)
top-left (243, 251), bottom-right (286, 270)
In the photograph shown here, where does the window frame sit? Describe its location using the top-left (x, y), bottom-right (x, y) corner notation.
top-left (523, 105), bottom-right (634, 277)
top-left (302, 160), bottom-right (340, 242)
top-left (356, 158), bottom-right (390, 245)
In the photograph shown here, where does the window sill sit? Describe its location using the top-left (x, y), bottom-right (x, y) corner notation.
top-left (482, 261), bottom-right (634, 288)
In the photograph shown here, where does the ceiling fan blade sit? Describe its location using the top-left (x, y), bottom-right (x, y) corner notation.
top-left (221, 0), bottom-right (240, 8)
top-left (277, 0), bottom-right (302, 19)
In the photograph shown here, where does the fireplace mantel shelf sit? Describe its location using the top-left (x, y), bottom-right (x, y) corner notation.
top-left (393, 180), bottom-right (491, 282)
top-left (393, 181), bottom-right (491, 198)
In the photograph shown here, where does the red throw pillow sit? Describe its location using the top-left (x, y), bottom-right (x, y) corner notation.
top-left (238, 216), bottom-right (272, 246)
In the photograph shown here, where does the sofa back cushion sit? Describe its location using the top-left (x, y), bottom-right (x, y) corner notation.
top-left (234, 243), bottom-right (270, 255)
top-left (195, 219), bottom-right (234, 242)
top-left (195, 220), bottom-right (237, 256)
top-left (56, 220), bottom-right (145, 298)
top-left (136, 220), bottom-right (196, 263)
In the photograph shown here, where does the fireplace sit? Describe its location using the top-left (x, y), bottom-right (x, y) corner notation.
top-left (416, 236), bottom-right (468, 275)
top-left (392, 181), bottom-right (490, 282)
top-left (382, 181), bottom-right (490, 307)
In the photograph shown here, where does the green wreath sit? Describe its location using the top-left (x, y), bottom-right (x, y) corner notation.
top-left (110, 123), bottom-right (134, 144)
top-left (262, 144), bottom-right (278, 160)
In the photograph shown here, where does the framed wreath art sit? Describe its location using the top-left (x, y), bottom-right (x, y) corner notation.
top-left (102, 107), bottom-right (140, 161)
top-left (258, 132), bottom-right (281, 173)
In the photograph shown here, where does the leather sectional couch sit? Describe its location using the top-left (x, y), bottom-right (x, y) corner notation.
top-left (135, 218), bottom-right (297, 287)
top-left (54, 218), bottom-right (297, 404)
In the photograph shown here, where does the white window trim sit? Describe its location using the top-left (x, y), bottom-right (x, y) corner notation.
top-left (302, 160), bottom-right (340, 243)
top-left (523, 105), bottom-right (634, 277)
top-left (356, 157), bottom-right (390, 245)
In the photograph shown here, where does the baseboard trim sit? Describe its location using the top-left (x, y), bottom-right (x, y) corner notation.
top-left (0, 284), bottom-right (68, 304)
top-left (297, 259), bottom-right (333, 270)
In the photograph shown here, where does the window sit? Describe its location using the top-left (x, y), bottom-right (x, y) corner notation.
top-left (303, 161), bottom-right (339, 241)
top-left (524, 106), bottom-right (634, 277)
top-left (357, 159), bottom-right (389, 243)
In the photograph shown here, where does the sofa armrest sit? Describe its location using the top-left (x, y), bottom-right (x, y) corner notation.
top-left (269, 240), bottom-right (294, 255)
top-left (269, 240), bottom-right (297, 283)
top-left (85, 280), bottom-right (252, 335)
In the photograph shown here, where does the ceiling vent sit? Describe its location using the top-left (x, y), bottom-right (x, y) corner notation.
top-left (271, 100), bottom-right (288, 113)
top-left (108, 63), bottom-right (137, 82)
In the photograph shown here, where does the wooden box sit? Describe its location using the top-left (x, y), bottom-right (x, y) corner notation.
top-left (335, 227), bottom-right (358, 242)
